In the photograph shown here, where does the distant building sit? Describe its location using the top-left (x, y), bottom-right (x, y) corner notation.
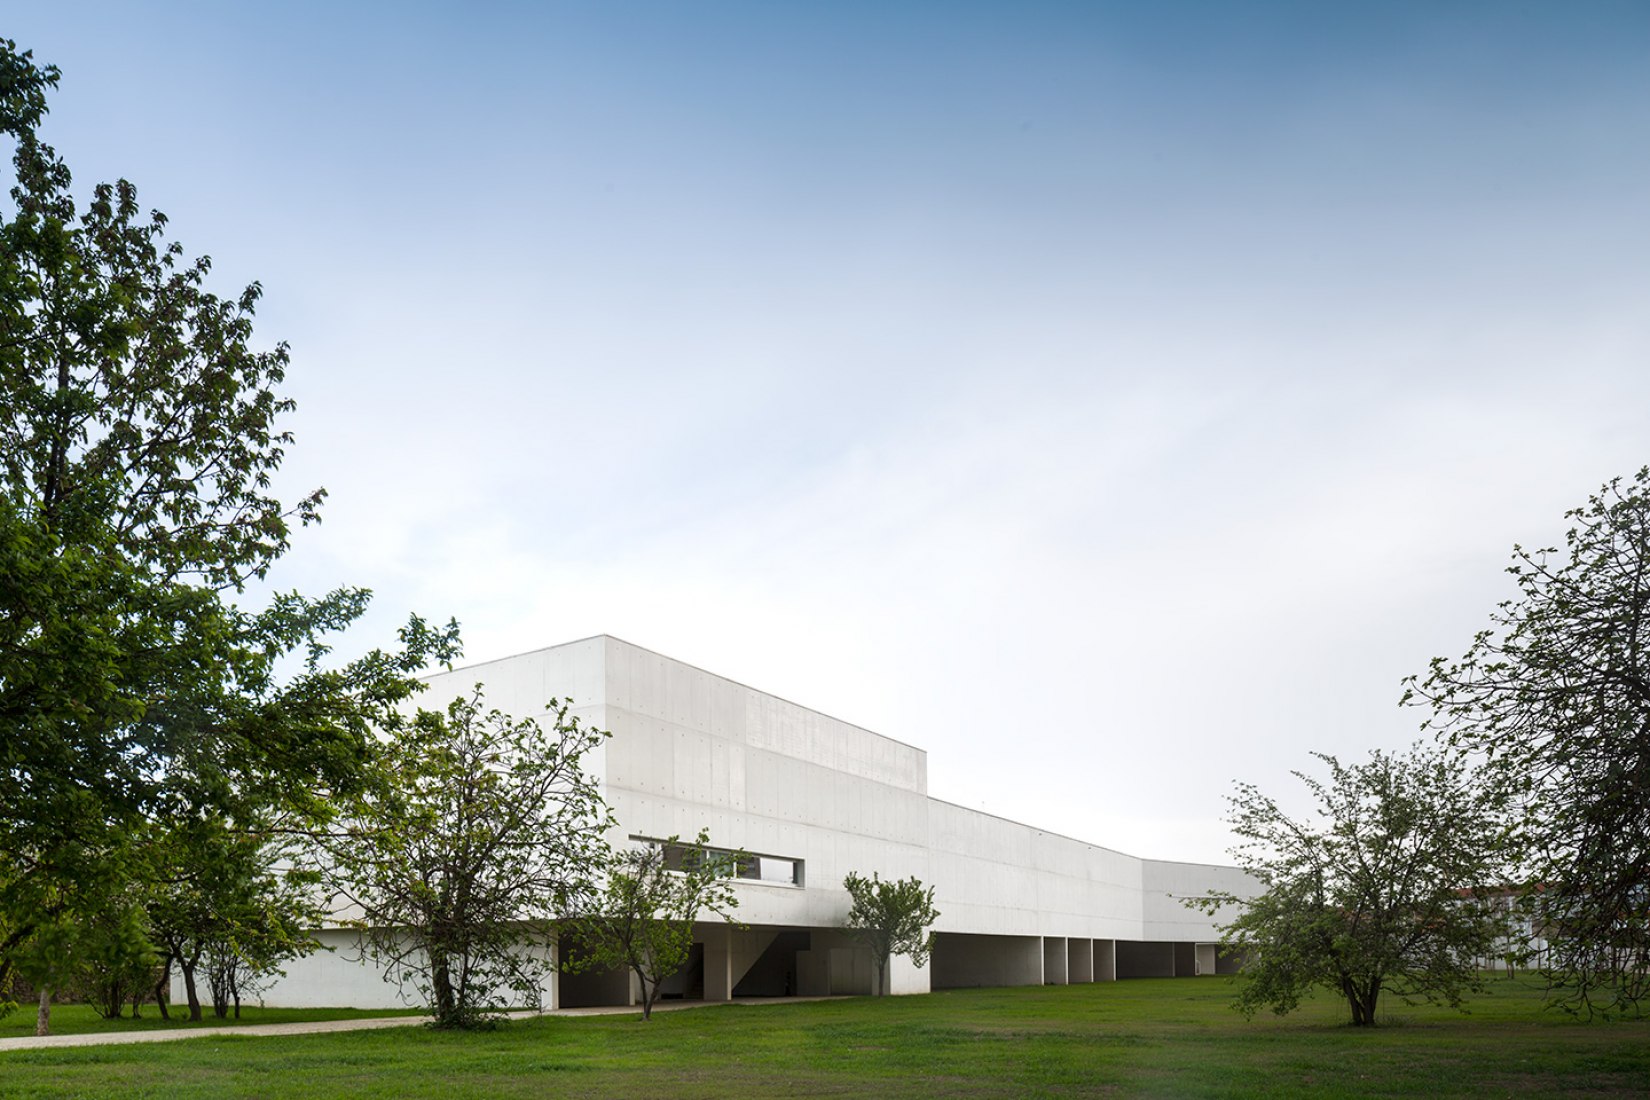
top-left (255, 635), bottom-right (1254, 1007)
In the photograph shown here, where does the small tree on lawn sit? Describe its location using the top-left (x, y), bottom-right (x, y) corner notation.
top-left (2, 846), bottom-right (150, 1034)
top-left (1196, 745), bottom-right (1513, 1027)
top-left (572, 830), bottom-right (742, 1020)
top-left (326, 688), bottom-right (611, 1029)
top-left (842, 872), bottom-right (939, 996)
top-left (75, 892), bottom-right (158, 1020)
top-left (9, 912), bottom-right (80, 1037)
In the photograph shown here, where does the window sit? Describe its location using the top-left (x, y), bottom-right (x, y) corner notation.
top-left (635, 837), bottom-right (804, 887)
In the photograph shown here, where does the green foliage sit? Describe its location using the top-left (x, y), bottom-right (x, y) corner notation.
top-left (1199, 745), bottom-right (1513, 1027)
top-left (74, 893), bottom-right (158, 1020)
top-left (0, 836), bottom-right (155, 1032)
top-left (147, 814), bottom-right (327, 1022)
top-left (1406, 467), bottom-right (1650, 1018)
top-left (571, 829), bottom-right (742, 1020)
top-left (0, 40), bottom-right (462, 1031)
top-left (0, 35), bottom-right (315, 862)
top-left (325, 689), bottom-right (612, 1029)
top-left (841, 872), bottom-right (939, 995)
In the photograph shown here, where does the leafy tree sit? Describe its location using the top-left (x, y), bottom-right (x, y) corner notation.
top-left (1, 37), bottom-right (314, 864)
top-left (1406, 467), bottom-right (1650, 1017)
top-left (74, 890), bottom-right (157, 1020)
top-left (0, 847), bottom-right (152, 1034)
top-left (325, 689), bottom-right (612, 1029)
top-left (147, 815), bottom-right (325, 1021)
top-left (571, 830), bottom-right (742, 1020)
top-left (1198, 746), bottom-right (1512, 1027)
top-left (841, 872), bottom-right (939, 996)
top-left (0, 40), bottom-right (460, 1029)
top-left (9, 910), bottom-right (80, 1036)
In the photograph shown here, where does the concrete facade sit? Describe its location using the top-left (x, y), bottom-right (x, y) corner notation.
top-left (243, 635), bottom-right (1252, 1008)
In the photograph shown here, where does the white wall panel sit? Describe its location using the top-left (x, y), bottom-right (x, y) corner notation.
top-left (263, 635), bottom-right (1252, 1005)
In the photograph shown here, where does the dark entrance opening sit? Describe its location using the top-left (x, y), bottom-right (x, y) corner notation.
top-left (734, 930), bottom-right (810, 997)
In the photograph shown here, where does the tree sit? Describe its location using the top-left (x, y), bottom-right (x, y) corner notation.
top-left (841, 872), bottom-right (939, 996)
top-left (1, 37), bottom-right (315, 861)
top-left (146, 815), bottom-right (325, 1021)
top-left (1405, 467), bottom-right (1650, 1017)
top-left (71, 888), bottom-right (157, 1021)
top-left (1198, 746), bottom-right (1513, 1027)
top-left (571, 830), bottom-right (742, 1021)
top-left (325, 689), bottom-right (611, 1029)
top-left (0, 40), bottom-right (460, 1029)
top-left (8, 909), bottom-right (81, 1036)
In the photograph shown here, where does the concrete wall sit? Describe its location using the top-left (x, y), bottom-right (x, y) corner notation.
top-left (259, 636), bottom-right (1253, 1007)
top-left (1140, 859), bottom-right (1254, 941)
top-left (594, 637), bottom-right (933, 933)
top-left (888, 951), bottom-right (931, 996)
top-left (213, 929), bottom-right (405, 1009)
top-left (189, 929), bottom-right (561, 1011)
top-left (927, 800), bottom-right (1148, 942)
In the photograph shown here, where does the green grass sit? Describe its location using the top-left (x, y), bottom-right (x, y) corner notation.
top-left (0, 1002), bottom-right (425, 1039)
top-left (2, 976), bottom-right (1647, 1098)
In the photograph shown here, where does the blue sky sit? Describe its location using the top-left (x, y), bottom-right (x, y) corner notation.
top-left (10, 2), bottom-right (1650, 861)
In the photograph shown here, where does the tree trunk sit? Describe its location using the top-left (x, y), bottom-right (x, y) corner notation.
top-left (432, 959), bottom-right (455, 1026)
top-left (153, 954), bottom-right (173, 1021)
top-left (635, 966), bottom-right (654, 1021)
top-left (1345, 978), bottom-right (1381, 1027)
top-left (231, 967), bottom-right (241, 1019)
top-left (35, 987), bottom-right (50, 1037)
top-left (180, 953), bottom-right (203, 1022)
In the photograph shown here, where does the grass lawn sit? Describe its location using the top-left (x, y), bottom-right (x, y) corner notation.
top-left (2, 975), bottom-right (1647, 1098)
top-left (0, 1003), bottom-right (426, 1040)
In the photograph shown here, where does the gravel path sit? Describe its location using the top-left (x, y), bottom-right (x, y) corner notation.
top-left (0, 996), bottom-right (831, 1053)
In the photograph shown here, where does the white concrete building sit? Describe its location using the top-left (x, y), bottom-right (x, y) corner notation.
top-left (262, 635), bottom-right (1253, 1008)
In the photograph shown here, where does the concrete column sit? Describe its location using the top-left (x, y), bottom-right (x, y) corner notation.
top-left (1042, 937), bottom-right (1069, 985)
top-left (703, 925), bottom-right (734, 1001)
top-left (541, 942), bottom-right (560, 1010)
top-left (888, 952), bottom-right (931, 996)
